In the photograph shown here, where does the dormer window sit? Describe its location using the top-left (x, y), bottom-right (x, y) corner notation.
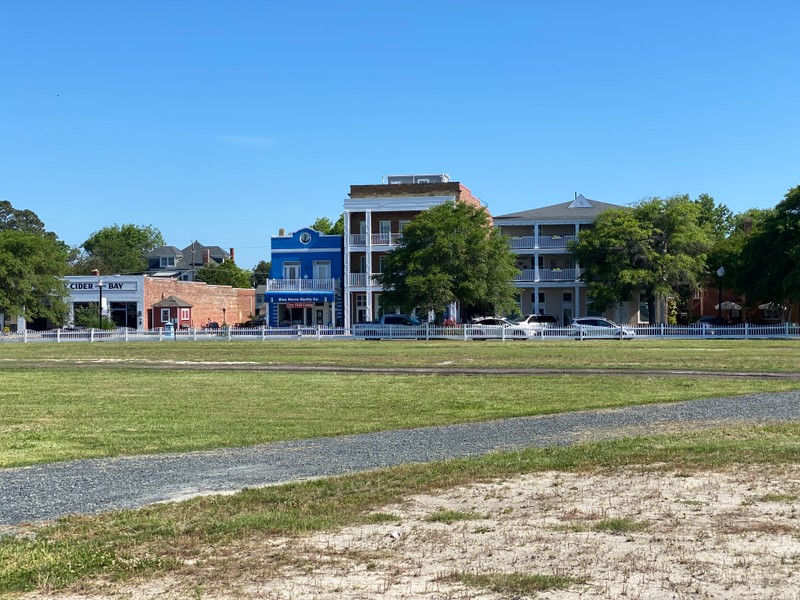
top-left (160, 256), bottom-right (176, 268)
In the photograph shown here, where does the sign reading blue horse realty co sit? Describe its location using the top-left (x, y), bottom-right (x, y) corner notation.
top-left (265, 292), bottom-right (334, 303)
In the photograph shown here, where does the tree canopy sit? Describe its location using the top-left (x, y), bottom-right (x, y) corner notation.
top-left (0, 201), bottom-right (71, 324)
top-left (72, 224), bottom-right (165, 275)
top-left (571, 194), bottom-right (714, 323)
top-left (196, 260), bottom-right (252, 288)
top-left (309, 215), bottom-right (344, 235)
top-left (732, 185), bottom-right (800, 309)
top-left (378, 201), bottom-right (518, 319)
top-left (250, 260), bottom-right (271, 287)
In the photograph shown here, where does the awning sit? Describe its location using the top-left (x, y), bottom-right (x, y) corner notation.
top-left (264, 291), bottom-right (335, 303)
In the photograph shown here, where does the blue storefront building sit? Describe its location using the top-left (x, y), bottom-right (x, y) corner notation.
top-left (264, 228), bottom-right (343, 327)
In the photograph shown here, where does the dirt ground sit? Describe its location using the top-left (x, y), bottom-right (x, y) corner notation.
top-left (23, 464), bottom-right (800, 600)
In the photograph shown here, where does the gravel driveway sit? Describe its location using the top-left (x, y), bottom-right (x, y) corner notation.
top-left (3, 390), bottom-right (800, 528)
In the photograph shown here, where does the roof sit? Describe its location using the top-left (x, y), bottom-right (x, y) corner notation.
top-left (146, 245), bottom-right (182, 258)
top-left (152, 295), bottom-right (193, 308)
top-left (493, 195), bottom-right (626, 222)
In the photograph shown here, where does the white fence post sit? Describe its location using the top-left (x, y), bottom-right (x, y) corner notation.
top-left (90, 329), bottom-right (95, 342)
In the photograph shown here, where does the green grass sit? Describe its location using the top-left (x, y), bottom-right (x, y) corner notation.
top-left (3, 423), bottom-right (800, 594)
top-left (438, 571), bottom-right (587, 594)
top-left (2, 338), bottom-right (800, 372)
top-left (2, 367), bottom-right (798, 467)
top-left (425, 509), bottom-right (484, 524)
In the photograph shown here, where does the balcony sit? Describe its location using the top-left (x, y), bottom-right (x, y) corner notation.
top-left (348, 273), bottom-right (383, 287)
top-left (264, 278), bottom-right (340, 291)
top-left (348, 233), bottom-right (403, 247)
top-left (514, 268), bottom-right (578, 283)
top-left (508, 235), bottom-right (576, 251)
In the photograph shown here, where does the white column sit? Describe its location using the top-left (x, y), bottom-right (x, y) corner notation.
top-left (365, 210), bottom-right (373, 322)
top-left (574, 285), bottom-right (581, 317)
top-left (343, 211), bottom-right (351, 328)
top-left (533, 286), bottom-right (539, 314)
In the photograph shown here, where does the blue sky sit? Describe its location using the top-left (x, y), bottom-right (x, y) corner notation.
top-left (2, 1), bottom-right (799, 270)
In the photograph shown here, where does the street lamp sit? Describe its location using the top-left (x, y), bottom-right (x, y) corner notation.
top-left (97, 280), bottom-right (104, 328)
top-left (716, 267), bottom-right (725, 321)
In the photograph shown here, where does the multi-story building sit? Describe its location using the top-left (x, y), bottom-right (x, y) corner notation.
top-left (146, 242), bottom-right (232, 281)
top-left (493, 194), bottom-right (642, 326)
top-left (264, 227), bottom-right (343, 327)
top-left (343, 174), bottom-right (484, 327)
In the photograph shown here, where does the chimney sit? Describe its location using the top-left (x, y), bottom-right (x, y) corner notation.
top-left (230, 247), bottom-right (235, 263)
top-left (279, 228), bottom-right (285, 236)
top-left (203, 249), bottom-right (210, 265)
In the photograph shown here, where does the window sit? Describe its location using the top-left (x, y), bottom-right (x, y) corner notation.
top-left (399, 220), bottom-right (411, 232)
top-left (378, 255), bottom-right (386, 273)
top-left (379, 221), bottom-right (391, 234)
top-left (313, 261), bottom-right (331, 280)
top-left (563, 292), bottom-right (572, 302)
top-left (283, 262), bottom-right (301, 280)
top-left (639, 293), bottom-right (650, 323)
top-left (160, 308), bottom-right (171, 323)
top-left (538, 256), bottom-right (544, 269)
top-left (160, 256), bottom-right (176, 268)
top-left (180, 308), bottom-right (190, 320)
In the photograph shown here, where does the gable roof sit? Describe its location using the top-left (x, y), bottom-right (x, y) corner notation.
top-left (152, 295), bottom-right (193, 308)
top-left (494, 195), bottom-right (626, 222)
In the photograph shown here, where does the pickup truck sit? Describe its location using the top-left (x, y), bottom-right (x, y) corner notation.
top-left (352, 314), bottom-right (429, 340)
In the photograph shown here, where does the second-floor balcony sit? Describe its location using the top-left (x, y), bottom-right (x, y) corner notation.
top-left (348, 273), bottom-right (383, 287)
top-left (508, 235), bottom-right (577, 251)
top-left (264, 278), bottom-right (340, 291)
top-left (348, 233), bottom-right (403, 247)
top-left (514, 268), bottom-right (579, 283)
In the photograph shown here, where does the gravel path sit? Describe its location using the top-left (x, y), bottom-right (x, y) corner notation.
top-left (3, 390), bottom-right (800, 528)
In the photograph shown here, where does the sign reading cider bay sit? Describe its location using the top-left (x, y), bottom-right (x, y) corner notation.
top-left (65, 281), bottom-right (138, 291)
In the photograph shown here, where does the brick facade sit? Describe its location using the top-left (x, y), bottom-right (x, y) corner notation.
top-left (144, 278), bottom-right (256, 329)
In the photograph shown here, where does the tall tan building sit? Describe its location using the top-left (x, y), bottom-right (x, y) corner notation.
top-left (343, 174), bottom-right (483, 327)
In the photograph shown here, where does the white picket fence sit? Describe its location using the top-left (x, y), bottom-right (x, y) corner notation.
top-left (2, 323), bottom-right (800, 343)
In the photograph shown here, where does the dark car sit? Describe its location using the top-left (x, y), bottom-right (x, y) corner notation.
top-left (236, 319), bottom-right (266, 328)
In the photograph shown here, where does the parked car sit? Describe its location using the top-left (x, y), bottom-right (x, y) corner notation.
top-left (570, 317), bottom-right (636, 339)
top-left (235, 319), bottom-right (266, 328)
top-left (515, 314), bottom-right (559, 334)
top-left (466, 317), bottom-right (533, 340)
top-left (353, 314), bottom-right (428, 339)
top-left (688, 315), bottom-right (730, 336)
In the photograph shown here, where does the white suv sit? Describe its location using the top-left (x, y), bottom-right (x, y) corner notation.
top-left (571, 317), bottom-right (636, 339)
top-left (515, 314), bottom-right (559, 333)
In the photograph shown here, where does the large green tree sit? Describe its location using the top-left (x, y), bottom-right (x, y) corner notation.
top-left (733, 185), bottom-right (800, 312)
top-left (196, 260), bottom-right (252, 288)
top-left (377, 201), bottom-right (518, 320)
top-left (72, 224), bottom-right (165, 275)
top-left (309, 215), bottom-right (344, 235)
top-left (0, 202), bottom-right (71, 324)
top-left (571, 195), bottom-right (714, 323)
top-left (250, 260), bottom-right (271, 287)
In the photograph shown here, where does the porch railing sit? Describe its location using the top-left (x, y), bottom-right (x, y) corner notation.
top-left (264, 278), bottom-right (339, 291)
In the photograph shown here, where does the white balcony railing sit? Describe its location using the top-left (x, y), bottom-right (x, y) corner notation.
top-left (264, 278), bottom-right (340, 291)
top-left (347, 273), bottom-right (383, 287)
top-left (514, 268), bottom-right (578, 283)
top-left (508, 235), bottom-right (576, 250)
top-left (348, 233), bottom-right (403, 247)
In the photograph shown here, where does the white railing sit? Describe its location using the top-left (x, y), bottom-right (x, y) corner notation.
top-left (348, 234), bottom-right (367, 247)
top-left (264, 278), bottom-right (339, 291)
top-left (4, 323), bottom-right (800, 343)
top-left (514, 268), bottom-right (578, 282)
top-left (347, 273), bottom-right (383, 287)
top-left (508, 235), bottom-right (576, 250)
top-left (371, 232), bottom-right (402, 246)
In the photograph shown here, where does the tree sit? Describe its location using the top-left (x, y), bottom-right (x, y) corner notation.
top-left (571, 195), bottom-right (714, 324)
top-left (250, 260), bottom-right (271, 287)
top-left (733, 185), bottom-right (800, 312)
top-left (196, 260), bottom-right (252, 288)
top-left (310, 214), bottom-right (344, 235)
top-left (377, 201), bottom-right (519, 320)
top-left (72, 224), bottom-right (165, 275)
top-left (0, 229), bottom-right (70, 324)
top-left (0, 200), bottom-right (48, 235)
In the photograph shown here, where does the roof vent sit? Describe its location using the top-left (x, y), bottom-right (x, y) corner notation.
top-left (568, 194), bottom-right (593, 209)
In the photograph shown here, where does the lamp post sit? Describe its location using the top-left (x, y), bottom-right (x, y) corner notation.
top-left (716, 267), bottom-right (725, 321)
top-left (97, 280), bottom-right (104, 328)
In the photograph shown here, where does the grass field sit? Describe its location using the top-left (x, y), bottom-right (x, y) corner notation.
top-left (2, 338), bottom-right (800, 371)
top-left (2, 339), bottom-right (800, 596)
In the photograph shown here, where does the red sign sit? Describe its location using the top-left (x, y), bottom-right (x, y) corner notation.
top-left (286, 302), bottom-right (314, 308)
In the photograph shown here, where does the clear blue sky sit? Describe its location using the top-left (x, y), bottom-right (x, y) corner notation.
top-left (2, 1), bottom-right (799, 270)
